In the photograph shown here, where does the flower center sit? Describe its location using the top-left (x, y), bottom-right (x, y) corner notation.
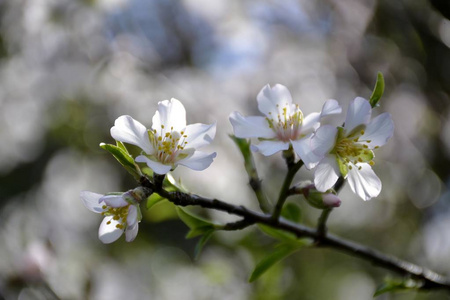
top-left (150, 125), bottom-right (188, 164)
top-left (334, 129), bottom-right (374, 170)
top-left (101, 205), bottom-right (129, 229)
top-left (266, 104), bottom-right (303, 142)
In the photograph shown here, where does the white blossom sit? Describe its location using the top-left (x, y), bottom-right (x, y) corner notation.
top-left (80, 191), bottom-right (142, 243)
top-left (111, 98), bottom-right (216, 174)
top-left (229, 84), bottom-right (341, 168)
top-left (310, 97), bottom-right (394, 200)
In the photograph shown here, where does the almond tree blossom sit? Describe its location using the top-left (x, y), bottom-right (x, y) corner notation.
top-left (310, 97), bottom-right (394, 200)
top-left (80, 190), bottom-right (142, 243)
top-left (110, 98), bottom-right (216, 174)
top-left (229, 84), bottom-right (341, 168)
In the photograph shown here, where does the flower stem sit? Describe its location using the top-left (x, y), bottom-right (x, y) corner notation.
top-left (230, 136), bottom-right (271, 212)
top-left (271, 158), bottom-right (303, 221)
top-left (317, 208), bottom-right (333, 239)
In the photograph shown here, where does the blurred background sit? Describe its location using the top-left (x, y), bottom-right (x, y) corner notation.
top-left (1, 0), bottom-right (450, 299)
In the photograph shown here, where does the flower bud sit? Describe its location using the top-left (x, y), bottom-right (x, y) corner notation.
top-left (322, 193), bottom-right (341, 208)
top-left (299, 185), bottom-right (341, 209)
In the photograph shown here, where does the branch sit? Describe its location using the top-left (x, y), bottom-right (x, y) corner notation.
top-left (140, 176), bottom-right (450, 291)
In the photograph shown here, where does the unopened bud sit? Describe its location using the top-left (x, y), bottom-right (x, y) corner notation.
top-left (322, 193), bottom-right (341, 208)
top-left (303, 188), bottom-right (341, 209)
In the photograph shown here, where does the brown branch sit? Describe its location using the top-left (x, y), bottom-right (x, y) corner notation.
top-left (140, 176), bottom-right (450, 291)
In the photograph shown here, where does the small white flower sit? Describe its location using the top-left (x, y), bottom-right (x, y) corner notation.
top-left (229, 84), bottom-right (341, 168)
top-left (110, 98), bottom-right (217, 174)
top-left (310, 97), bottom-right (394, 201)
top-left (80, 191), bottom-right (142, 243)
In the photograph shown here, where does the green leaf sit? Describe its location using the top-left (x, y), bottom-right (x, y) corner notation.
top-left (374, 278), bottom-right (422, 297)
top-left (249, 242), bottom-right (308, 282)
top-left (146, 193), bottom-right (167, 209)
top-left (281, 203), bottom-right (301, 223)
top-left (176, 207), bottom-right (217, 238)
top-left (258, 224), bottom-right (297, 241)
top-left (369, 72), bottom-right (385, 108)
top-left (186, 225), bottom-right (216, 239)
top-left (194, 229), bottom-right (215, 259)
top-left (100, 142), bottom-right (141, 180)
top-left (116, 141), bottom-right (128, 153)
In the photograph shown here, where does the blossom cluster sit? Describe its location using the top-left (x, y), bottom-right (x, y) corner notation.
top-left (230, 84), bottom-right (393, 201)
top-left (81, 84), bottom-right (393, 243)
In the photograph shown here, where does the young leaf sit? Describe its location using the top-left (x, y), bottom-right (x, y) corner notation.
top-left (146, 193), bottom-right (167, 209)
top-left (99, 142), bottom-right (141, 180)
top-left (369, 72), bottom-right (385, 108)
top-left (176, 207), bottom-right (217, 238)
top-left (258, 224), bottom-right (297, 241)
top-left (186, 225), bottom-right (215, 239)
top-left (194, 229), bottom-right (215, 259)
top-left (249, 241), bottom-right (308, 282)
top-left (374, 278), bottom-right (422, 297)
top-left (229, 135), bottom-right (252, 158)
top-left (281, 203), bottom-right (302, 223)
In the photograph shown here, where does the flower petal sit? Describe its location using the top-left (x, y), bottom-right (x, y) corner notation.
top-left (135, 155), bottom-right (173, 174)
top-left (110, 115), bottom-right (154, 154)
top-left (183, 122), bottom-right (217, 149)
top-left (101, 194), bottom-right (128, 208)
top-left (229, 111), bottom-right (275, 139)
top-left (347, 163), bottom-right (381, 201)
top-left (152, 98), bottom-right (186, 133)
top-left (314, 155), bottom-right (340, 192)
top-left (301, 112), bottom-right (321, 133)
top-left (125, 222), bottom-right (139, 242)
top-left (311, 125), bottom-right (338, 157)
top-left (177, 151), bottom-right (217, 171)
top-left (98, 216), bottom-right (124, 244)
top-left (320, 99), bottom-right (342, 118)
top-left (257, 84), bottom-right (293, 117)
top-left (127, 205), bottom-right (138, 227)
top-left (251, 140), bottom-right (290, 156)
top-left (359, 112), bottom-right (394, 148)
top-left (291, 136), bottom-right (322, 169)
top-left (344, 97), bottom-right (372, 135)
top-left (80, 191), bottom-right (105, 213)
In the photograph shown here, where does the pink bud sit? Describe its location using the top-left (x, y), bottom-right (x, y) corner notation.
top-left (322, 193), bottom-right (341, 207)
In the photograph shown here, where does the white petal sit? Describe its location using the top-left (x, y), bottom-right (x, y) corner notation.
top-left (125, 222), bottom-right (139, 242)
top-left (135, 155), bottom-right (172, 174)
top-left (251, 140), bottom-right (290, 156)
top-left (183, 122), bottom-right (217, 149)
top-left (229, 111), bottom-right (275, 139)
top-left (314, 155), bottom-right (340, 192)
top-left (320, 99), bottom-right (342, 117)
top-left (177, 151), bottom-right (217, 171)
top-left (80, 191), bottom-right (105, 213)
top-left (99, 216), bottom-right (124, 244)
top-left (110, 115), bottom-right (154, 154)
top-left (152, 98), bottom-right (186, 133)
top-left (291, 136), bottom-right (322, 169)
top-left (311, 125), bottom-right (338, 157)
top-left (344, 97), bottom-right (372, 135)
top-left (101, 194), bottom-right (128, 208)
top-left (359, 112), bottom-right (394, 148)
top-left (257, 84), bottom-right (293, 117)
top-left (301, 112), bottom-right (321, 133)
top-left (127, 205), bottom-right (138, 226)
top-left (347, 163), bottom-right (381, 201)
